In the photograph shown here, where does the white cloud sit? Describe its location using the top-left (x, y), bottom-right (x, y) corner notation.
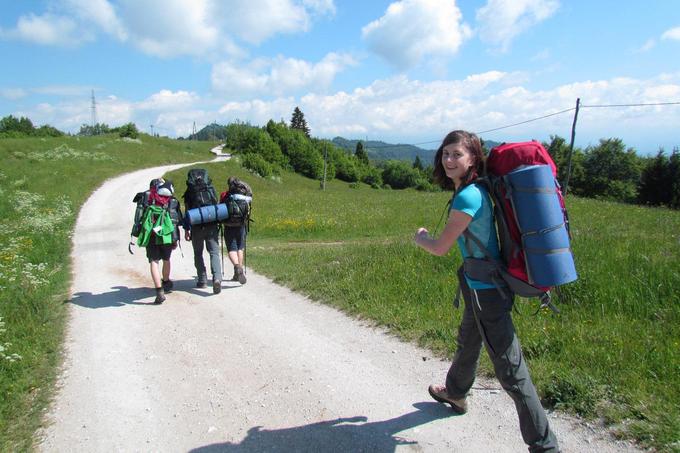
top-left (634, 39), bottom-right (656, 53)
top-left (362, 0), bottom-right (472, 70)
top-left (211, 53), bottom-right (357, 97)
top-left (136, 90), bottom-right (201, 111)
top-left (661, 26), bottom-right (680, 41)
top-left (0, 88), bottom-right (28, 100)
top-left (476, 0), bottom-right (559, 52)
top-left (303, 0), bottom-right (336, 16)
top-left (0, 13), bottom-right (89, 47)
top-left (13, 72), bottom-right (680, 152)
top-left (64, 0), bottom-right (127, 40)
top-left (0, 0), bottom-right (332, 59)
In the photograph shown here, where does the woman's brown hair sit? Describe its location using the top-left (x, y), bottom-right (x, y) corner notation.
top-left (432, 130), bottom-right (485, 190)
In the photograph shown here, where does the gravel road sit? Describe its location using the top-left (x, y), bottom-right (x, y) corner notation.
top-left (37, 157), bottom-right (642, 452)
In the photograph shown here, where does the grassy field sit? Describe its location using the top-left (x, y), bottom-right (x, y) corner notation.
top-left (1, 137), bottom-right (678, 451)
top-left (0, 135), bottom-right (212, 451)
top-left (169, 158), bottom-right (680, 452)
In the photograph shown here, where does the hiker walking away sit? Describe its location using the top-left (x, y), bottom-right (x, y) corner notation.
top-left (134, 179), bottom-right (183, 304)
top-left (413, 130), bottom-right (559, 453)
top-left (220, 176), bottom-right (252, 284)
top-left (183, 169), bottom-right (222, 294)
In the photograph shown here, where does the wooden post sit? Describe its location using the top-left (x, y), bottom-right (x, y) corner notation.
top-left (322, 142), bottom-right (327, 190)
top-left (564, 98), bottom-right (580, 195)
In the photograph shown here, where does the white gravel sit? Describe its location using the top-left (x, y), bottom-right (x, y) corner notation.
top-left (37, 157), bottom-right (642, 452)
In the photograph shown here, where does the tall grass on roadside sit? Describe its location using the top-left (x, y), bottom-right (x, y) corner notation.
top-left (175, 158), bottom-right (680, 452)
top-left (0, 135), bottom-right (210, 451)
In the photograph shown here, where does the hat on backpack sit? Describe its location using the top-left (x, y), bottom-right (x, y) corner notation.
top-left (157, 180), bottom-right (174, 196)
top-left (150, 178), bottom-right (165, 189)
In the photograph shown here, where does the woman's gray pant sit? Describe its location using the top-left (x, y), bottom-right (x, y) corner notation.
top-left (445, 267), bottom-right (559, 453)
top-left (190, 223), bottom-right (221, 282)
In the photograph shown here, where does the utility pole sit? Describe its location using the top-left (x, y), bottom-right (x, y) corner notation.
top-left (564, 98), bottom-right (580, 195)
top-left (192, 121), bottom-right (196, 140)
top-left (150, 124), bottom-right (154, 136)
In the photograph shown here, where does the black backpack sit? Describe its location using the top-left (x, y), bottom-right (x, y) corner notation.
top-left (183, 168), bottom-right (217, 210)
top-left (222, 178), bottom-right (252, 228)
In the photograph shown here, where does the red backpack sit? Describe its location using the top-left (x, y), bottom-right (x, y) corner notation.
top-left (460, 141), bottom-right (577, 312)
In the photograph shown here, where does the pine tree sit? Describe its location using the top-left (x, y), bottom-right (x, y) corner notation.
top-left (355, 141), bottom-right (369, 165)
top-left (413, 155), bottom-right (423, 170)
top-left (290, 106), bottom-right (310, 137)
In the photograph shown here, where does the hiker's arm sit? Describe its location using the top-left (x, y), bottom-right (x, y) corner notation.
top-left (414, 209), bottom-right (472, 256)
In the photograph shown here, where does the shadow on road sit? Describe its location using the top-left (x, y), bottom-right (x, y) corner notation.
top-left (189, 402), bottom-right (456, 453)
top-left (69, 280), bottom-right (217, 308)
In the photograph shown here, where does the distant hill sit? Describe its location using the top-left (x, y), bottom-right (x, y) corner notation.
top-left (332, 137), bottom-right (436, 163)
top-left (332, 137), bottom-right (504, 163)
top-left (182, 123), bottom-right (228, 141)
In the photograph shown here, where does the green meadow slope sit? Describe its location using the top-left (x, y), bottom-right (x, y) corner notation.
top-left (0, 137), bottom-right (678, 451)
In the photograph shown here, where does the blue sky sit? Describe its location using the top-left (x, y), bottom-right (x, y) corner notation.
top-left (1, 0), bottom-right (679, 154)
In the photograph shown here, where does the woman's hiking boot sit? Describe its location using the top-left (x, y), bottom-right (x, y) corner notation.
top-left (162, 279), bottom-right (173, 292)
top-left (213, 276), bottom-right (222, 294)
top-left (237, 265), bottom-right (247, 284)
top-left (196, 274), bottom-right (208, 288)
top-left (231, 266), bottom-right (239, 282)
top-left (428, 384), bottom-right (467, 414)
top-left (153, 287), bottom-right (166, 305)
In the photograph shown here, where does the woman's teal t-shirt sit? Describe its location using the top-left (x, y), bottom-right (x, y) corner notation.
top-left (451, 183), bottom-right (500, 289)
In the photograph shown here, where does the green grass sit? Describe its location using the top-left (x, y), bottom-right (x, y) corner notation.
top-left (169, 158), bottom-right (680, 452)
top-left (1, 141), bottom-right (678, 451)
top-left (0, 135), bottom-right (213, 451)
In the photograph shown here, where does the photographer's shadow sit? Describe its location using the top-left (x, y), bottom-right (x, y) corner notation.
top-left (69, 279), bottom-right (210, 309)
top-left (190, 402), bottom-right (455, 453)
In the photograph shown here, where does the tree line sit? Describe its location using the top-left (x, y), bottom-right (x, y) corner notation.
top-left (0, 115), bottom-right (139, 139)
top-left (1, 111), bottom-right (678, 208)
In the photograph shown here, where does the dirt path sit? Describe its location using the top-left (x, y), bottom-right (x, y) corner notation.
top-left (37, 156), bottom-right (641, 452)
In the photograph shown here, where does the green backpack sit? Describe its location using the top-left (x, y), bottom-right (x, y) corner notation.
top-left (137, 205), bottom-right (175, 247)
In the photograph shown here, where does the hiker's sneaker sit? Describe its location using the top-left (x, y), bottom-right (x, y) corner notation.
top-left (162, 279), bottom-right (173, 292)
top-left (213, 278), bottom-right (222, 294)
top-left (153, 288), bottom-right (166, 305)
top-left (231, 267), bottom-right (239, 281)
top-left (428, 384), bottom-right (467, 414)
top-left (237, 266), bottom-right (247, 284)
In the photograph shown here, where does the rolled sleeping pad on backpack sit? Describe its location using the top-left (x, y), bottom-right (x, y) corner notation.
top-left (505, 164), bottom-right (577, 287)
top-left (187, 203), bottom-right (228, 225)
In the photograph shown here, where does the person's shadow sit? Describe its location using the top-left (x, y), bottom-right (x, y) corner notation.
top-left (69, 280), bottom-right (215, 309)
top-left (190, 402), bottom-right (457, 453)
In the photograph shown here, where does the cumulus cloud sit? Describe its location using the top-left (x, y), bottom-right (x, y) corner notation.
top-left (362, 0), bottom-right (472, 70)
top-left (14, 72), bottom-right (680, 152)
top-left (211, 53), bottom-right (358, 97)
top-left (476, 0), bottom-right (559, 52)
top-left (0, 0), bottom-right (334, 58)
top-left (661, 26), bottom-right (680, 41)
top-left (0, 13), bottom-right (88, 47)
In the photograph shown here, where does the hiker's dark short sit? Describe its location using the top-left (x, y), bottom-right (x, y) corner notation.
top-left (146, 242), bottom-right (173, 262)
top-left (224, 225), bottom-right (246, 252)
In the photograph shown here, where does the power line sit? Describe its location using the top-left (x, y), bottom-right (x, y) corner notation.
top-left (474, 107), bottom-right (575, 135)
top-left (581, 101), bottom-right (680, 108)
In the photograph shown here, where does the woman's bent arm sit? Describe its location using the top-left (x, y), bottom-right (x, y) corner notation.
top-left (414, 209), bottom-right (472, 256)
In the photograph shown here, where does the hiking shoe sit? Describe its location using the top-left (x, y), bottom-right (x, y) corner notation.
top-left (213, 278), bottom-right (222, 294)
top-left (153, 288), bottom-right (166, 305)
top-left (162, 279), bottom-right (173, 292)
top-left (231, 267), bottom-right (239, 282)
top-left (237, 266), bottom-right (247, 284)
top-left (196, 274), bottom-right (208, 288)
top-left (428, 384), bottom-right (467, 414)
